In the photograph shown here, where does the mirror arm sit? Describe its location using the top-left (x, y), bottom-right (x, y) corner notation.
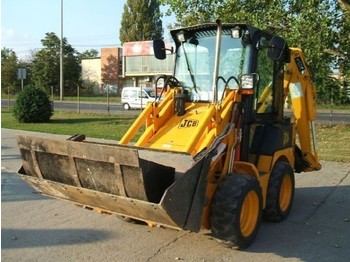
top-left (164, 46), bottom-right (174, 54)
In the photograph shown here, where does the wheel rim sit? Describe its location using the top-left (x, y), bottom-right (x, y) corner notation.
top-left (240, 191), bottom-right (260, 237)
top-left (279, 175), bottom-right (293, 212)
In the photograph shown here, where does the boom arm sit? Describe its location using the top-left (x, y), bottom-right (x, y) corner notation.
top-left (284, 48), bottom-right (321, 172)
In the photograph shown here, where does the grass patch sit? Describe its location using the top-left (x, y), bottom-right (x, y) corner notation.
top-left (317, 124), bottom-right (350, 163)
top-left (317, 104), bottom-right (350, 110)
top-left (1, 109), bottom-right (139, 141)
top-left (2, 109), bottom-right (350, 163)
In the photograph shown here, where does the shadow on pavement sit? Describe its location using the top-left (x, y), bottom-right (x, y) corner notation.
top-left (1, 171), bottom-right (49, 202)
top-left (1, 228), bottom-right (113, 249)
top-left (246, 185), bottom-right (350, 261)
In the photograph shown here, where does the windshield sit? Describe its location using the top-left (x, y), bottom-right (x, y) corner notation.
top-left (174, 29), bottom-right (251, 102)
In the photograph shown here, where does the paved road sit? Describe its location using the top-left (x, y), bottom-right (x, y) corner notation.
top-left (2, 99), bottom-right (350, 124)
top-left (1, 99), bottom-right (140, 115)
top-left (1, 128), bottom-right (350, 261)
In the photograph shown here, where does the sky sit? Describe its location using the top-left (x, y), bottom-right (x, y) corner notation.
top-left (1, 0), bottom-right (175, 59)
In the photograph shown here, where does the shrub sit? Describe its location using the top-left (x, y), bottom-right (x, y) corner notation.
top-left (13, 86), bottom-right (53, 123)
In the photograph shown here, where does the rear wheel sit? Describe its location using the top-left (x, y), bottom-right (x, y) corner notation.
top-left (263, 161), bottom-right (295, 222)
top-left (211, 174), bottom-right (262, 249)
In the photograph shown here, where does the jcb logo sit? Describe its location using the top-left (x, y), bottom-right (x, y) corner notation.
top-left (179, 119), bottom-right (199, 128)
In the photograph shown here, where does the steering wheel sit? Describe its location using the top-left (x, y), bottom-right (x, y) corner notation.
top-left (164, 76), bottom-right (182, 88)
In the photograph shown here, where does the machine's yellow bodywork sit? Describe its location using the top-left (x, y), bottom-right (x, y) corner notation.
top-left (15, 22), bottom-right (321, 249)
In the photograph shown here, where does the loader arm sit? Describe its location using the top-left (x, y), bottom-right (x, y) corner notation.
top-left (284, 48), bottom-right (321, 172)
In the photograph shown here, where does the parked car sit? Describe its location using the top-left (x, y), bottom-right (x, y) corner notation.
top-left (121, 87), bottom-right (155, 110)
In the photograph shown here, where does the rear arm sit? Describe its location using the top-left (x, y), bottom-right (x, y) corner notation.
top-left (284, 48), bottom-right (321, 172)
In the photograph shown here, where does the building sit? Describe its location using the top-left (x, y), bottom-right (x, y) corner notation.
top-left (81, 40), bottom-right (174, 94)
top-left (122, 40), bottom-right (174, 87)
top-left (101, 47), bottom-right (123, 91)
top-left (81, 47), bottom-right (122, 94)
top-left (81, 58), bottom-right (101, 94)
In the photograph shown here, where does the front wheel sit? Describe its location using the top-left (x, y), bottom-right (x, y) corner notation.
top-left (123, 103), bottom-right (130, 110)
top-left (263, 161), bottom-right (295, 222)
top-left (211, 174), bottom-right (263, 250)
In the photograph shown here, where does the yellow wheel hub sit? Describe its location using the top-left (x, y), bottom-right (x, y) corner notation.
top-left (279, 175), bottom-right (292, 212)
top-left (240, 191), bottom-right (259, 237)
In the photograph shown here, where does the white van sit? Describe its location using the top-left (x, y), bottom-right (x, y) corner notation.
top-left (121, 87), bottom-right (156, 110)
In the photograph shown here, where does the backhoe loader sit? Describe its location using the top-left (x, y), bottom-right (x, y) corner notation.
top-left (16, 21), bottom-right (321, 249)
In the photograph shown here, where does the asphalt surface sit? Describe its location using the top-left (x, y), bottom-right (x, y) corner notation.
top-left (1, 99), bottom-right (137, 115)
top-left (1, 128), bottom-right (350, 262)
top-left (2, 99), bottom-right (350, 124)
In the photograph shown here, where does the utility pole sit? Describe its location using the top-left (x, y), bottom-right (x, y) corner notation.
top-left (60, 0), bottom-right (64, 101)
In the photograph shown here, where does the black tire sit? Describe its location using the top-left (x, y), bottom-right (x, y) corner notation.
top-left (263, 161), bottom-right (295, 222)
top-left (123, 103), bottom-right (130, 110)
top-left (211, 174), bottom-right (263, 250)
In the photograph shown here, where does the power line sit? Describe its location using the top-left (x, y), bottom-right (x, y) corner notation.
top-left (71, 44), bottom-right (121, 47)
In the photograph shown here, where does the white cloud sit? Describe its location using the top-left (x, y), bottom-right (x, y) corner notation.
top-left (1, 27), bottom-right (15, 39)
top-left (1, 26), bottom-right (30, 42)
top-left (1, 27), bottom-right (40, 59)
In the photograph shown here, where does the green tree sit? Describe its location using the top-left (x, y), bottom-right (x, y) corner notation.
top-left (119, 0), bottom-right (163, 44)
top-left (336, 2), bottom-right (350, 103)
top-left (13, 85), bottom-right (53, 123)
top-left (78, 49), bottom-right (99, 59)
top-left (31, 32), bottom-right (81, 96)
top-left (162, 0), bottom-right (350, 104)
top-left (162, 0), bottom-right (220, 26)
top-left (1, 48), bottom-right (18, 94)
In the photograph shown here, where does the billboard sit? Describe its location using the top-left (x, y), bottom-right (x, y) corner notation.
top-left (123, 41), bottom-right (154, 56)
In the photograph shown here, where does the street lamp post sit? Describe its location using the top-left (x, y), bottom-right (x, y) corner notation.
top-left (60, 0), bottom-right (64, 101)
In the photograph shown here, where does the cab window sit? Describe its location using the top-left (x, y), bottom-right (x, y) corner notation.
top-left (255, 36), bottom-right (285, 122)
top-left (256, 37), bottom-right (274, 114)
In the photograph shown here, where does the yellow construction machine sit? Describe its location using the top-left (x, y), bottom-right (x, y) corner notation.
top-left (16, 21), bottom-right (321, 249)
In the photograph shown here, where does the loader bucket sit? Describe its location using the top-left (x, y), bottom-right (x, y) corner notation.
top-left (16, 135), bottom-right (214, 232)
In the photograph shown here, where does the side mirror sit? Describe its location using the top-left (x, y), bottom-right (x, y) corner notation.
top-left (240, 74), bottom-right (259, 90)
top-left (153, 39), bottom-right (166, 60)
top-left (268, 36), bottom-right (287, 61)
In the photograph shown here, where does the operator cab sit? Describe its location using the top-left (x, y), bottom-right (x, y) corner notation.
top-left (154, 22), bottom-right (288, 118)
top-left (154, 21), bottom-right (290, 161)
top-left (155, 23), bottom-right (254, 103)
